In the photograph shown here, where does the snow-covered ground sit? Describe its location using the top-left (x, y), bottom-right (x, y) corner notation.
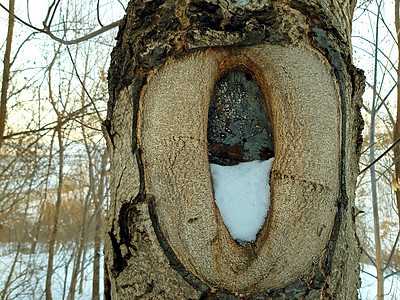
top-left (1, 246), bottom-right (399, 299)
top-left (0, 243), bottom-right (103, 299)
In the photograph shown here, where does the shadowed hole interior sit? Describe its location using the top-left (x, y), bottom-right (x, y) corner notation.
top-left (207, 70), bottom-right (274, 165)
top-left (207, 70), bottom-right (274, 245)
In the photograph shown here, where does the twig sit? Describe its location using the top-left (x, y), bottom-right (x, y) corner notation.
top-left (361, 269), bottom-right (378, 279)
top-left (353, 35), bottom-right (397, 72)
top-left (383, 229), bottom-right (400, 271)
top-left (0, 3), bottom-right (43, 32)
top-left (362, 246), bottom-right (377, 268)
top-left (359, 137), bottom-right (400, 174)
top-left (45, 20), bottom-right (121, 45)
top-left (361, 142), bottom-right (376, 156)
top-left (384, 269), bottom-right (400, 279)
top-left (0, 3), bottom-right (121, 45)
top-left (376, 161), bottom-right (395, 181)
top-left (47, 0), bottom-right (61, 29)
top-left (2, 103), bottom-right (97, 139)
top-left (97, 0), bottom-right (104, 27)
top-left (376, 76), bottom-right (400, 112)
top-left (117, 0), bottom-right (126, 10)
top-left (43, 0), bottom-right (58, 27)
top-left (66, 46), bottom-right (102, 121)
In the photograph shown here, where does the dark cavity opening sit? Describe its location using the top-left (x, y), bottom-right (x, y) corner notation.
top-left (207, 70), bottom-right (274, 166)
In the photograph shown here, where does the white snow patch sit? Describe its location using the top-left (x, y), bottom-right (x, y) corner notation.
top-left (210, 158), bottom-right (274, 243)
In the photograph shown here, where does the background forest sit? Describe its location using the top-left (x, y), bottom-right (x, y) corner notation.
top-left (0, 0), bottom-right (400, 299)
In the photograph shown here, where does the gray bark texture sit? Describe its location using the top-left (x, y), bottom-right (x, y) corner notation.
top-left (103, 0), bottom-right (365, 299)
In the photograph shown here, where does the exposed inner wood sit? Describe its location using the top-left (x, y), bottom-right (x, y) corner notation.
top-left (137, 44), bottom-right (340, 293)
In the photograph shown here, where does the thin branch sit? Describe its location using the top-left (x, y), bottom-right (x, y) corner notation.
top-left (361, 142), bottom-right (377, 156)
top-left (117, 0), bottom-right (126, 10)
top-left (0, 3), bottom-right (121, 45)
top-left (2, 103), bottom-right (97, 139)
top-left (26, 0), bottom-right (32, 25)
top-left (385, 269), bottom-right (400, 279)
top-left (382, 100), bottom-right (396, 127)
top-left (362, 103), bottom-right (371, 113)
top-left (47, 0), bottom-right (61, 29)
top-left (97, 0), bottom-right (104, 27)
top-left (369, 1), bottom-right (385, 296)
top-left (376, 161), bottom-right (395, 181)
top-left (10, 33), bottom-right (36, 67)
top-left (361, 270), bottom-right (378, 279)
top-left (383, 229), bottom-right (400, 271)
top-left (0, 3), bottom-right (43, 32)
top-left (379, 9), bottom-right (398, 46)
top-left (66, 46), bottom-right (102, 121)
top-left (355, 6), bottom-right (399, 46)
top-left (72, 117), bottom-right (103, 132)
top-left (43, 0), bottom-right (59, 26)
top-left (376, 76), bottom-right (400, 112)
top-left (364, 81), bottom-right (396, 126)
top-left (359, 137), bottom-right (400, 174)
top-left (46, 20), bottom-right (121, 45)
top-left (0, 129), bottom-right (53, 177)
top-left (362, 246), bottom-right (377, 268)
top-left (352, 35), bottom-right (398, 72)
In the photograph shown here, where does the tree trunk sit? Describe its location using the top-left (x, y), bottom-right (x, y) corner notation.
top-left (46, 65), bottom-right (65, 300)
top-left (103, 0), bottom-right (365, 299)
top-left (0, 0), bottom-right (15, 149)
top-left (45, 120), bottom-right (64, 300)
top-left (93, 150), bottom-right (107, 300)
top-left (67, 195), bottom-right (89, 300)
top-left (394, 0), bottom-right (400, 225)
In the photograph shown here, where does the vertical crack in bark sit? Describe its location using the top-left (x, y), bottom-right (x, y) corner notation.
top-left (311, 28), bottom-right (349, 294)
top-left (108, 197), bottom-right (147, 278)
top-left (108, 224), bottom-right (127, 277)
top-left (312, 28), bottom-right (348, 196)
top-left (130, 75), bottom-right (146, 151)
top-left (107, 75), bottom-right (149, 278)
top-left (104, 261), bottom-right (112, 300)
top-left (311, 27), bottom-right (364, 298)
top-left (108, 148), bottom-right (146, 278)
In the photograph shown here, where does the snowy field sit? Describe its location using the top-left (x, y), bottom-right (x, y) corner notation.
top-left (0, 243), bottom-right (103, 300)
top-left (1, 243), bottom-right (399, 299)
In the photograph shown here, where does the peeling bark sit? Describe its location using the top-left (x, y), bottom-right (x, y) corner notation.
top-left (104, 0), bottom-right (364, 299)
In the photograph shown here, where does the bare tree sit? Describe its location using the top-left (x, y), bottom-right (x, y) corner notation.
top-left (0, 0), bottom-right (118, 299)
top-left (395, 0), bottom-right (400, 225)
top-left (93, 150), bottom-right (107, 300)
top-left (0, 0), bottom-right (15, 148)
top-left (352, 1), bottom-right (400, 298)
top-left (45, 74), bottom-right (66, 300)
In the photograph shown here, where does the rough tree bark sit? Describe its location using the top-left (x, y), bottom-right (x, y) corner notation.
top-left (103, 0), bottom-right (365, 299)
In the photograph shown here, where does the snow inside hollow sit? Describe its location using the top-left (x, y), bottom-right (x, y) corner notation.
top-left (210, 158), bottom-right (274, 243)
